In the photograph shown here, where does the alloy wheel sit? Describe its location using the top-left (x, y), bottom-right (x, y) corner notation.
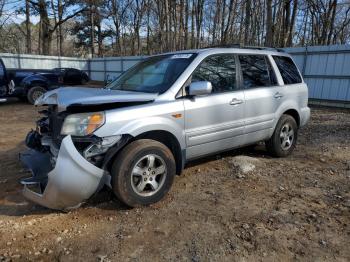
top-left (130, 154), bottom-right (167, 197)
top-left (280, 123), bottom-right (294, 150)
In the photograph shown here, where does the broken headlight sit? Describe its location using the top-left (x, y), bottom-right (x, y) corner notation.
top-left (83, 135), bottom-right (122, 159)
top-left (61, 112), bottom-right (105, 136)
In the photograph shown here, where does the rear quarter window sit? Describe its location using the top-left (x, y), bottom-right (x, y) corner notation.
top-left (273, 56), bottom-right (302, 84)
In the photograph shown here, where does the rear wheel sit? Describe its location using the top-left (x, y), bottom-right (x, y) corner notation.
top-left (111, 139), bottom-right (176, 207)
top-left (266, 114), bottom-right (298, 157)
top-left (27, 86), bottom-right (46, 104)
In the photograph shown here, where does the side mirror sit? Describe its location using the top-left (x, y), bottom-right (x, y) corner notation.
top-left (188, 81), bottom-right (212, 96)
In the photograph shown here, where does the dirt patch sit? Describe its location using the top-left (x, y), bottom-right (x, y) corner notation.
top-left (0, 101), bottom-right (349, 261)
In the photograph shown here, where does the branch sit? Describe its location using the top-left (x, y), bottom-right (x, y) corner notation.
top-left (52, 7), bottom-right (86, 32)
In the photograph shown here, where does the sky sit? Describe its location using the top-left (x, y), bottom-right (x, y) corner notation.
top-left (3, 0), bottom-right (40, 25)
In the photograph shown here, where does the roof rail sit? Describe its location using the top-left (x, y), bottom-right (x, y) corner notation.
top-left (244, 45), bottom-right (285, 52)
top-left (202, 44), bottom-right (285, 52)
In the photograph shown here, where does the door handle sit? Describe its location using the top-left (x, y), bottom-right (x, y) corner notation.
top-left (230, 98), bottom-right (243, 105)
top-left (274, 92), bottom-right (284, 99)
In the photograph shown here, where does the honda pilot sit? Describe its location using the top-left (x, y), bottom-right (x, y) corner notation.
top-left (20, 47), bottom-right (310, 210)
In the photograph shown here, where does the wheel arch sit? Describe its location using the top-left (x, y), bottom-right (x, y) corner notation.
top-left (133, 130), bottom-right (184, 176)
top-left (103, 130), bottom-right (185, 176)
top-left (21, 74), bottom-right (49, 93)
top-left (282, 109), bottom-right (300, 127)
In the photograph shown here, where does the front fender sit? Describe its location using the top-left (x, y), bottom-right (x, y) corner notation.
top-left (95, 116), bottom-right (186, 150)
top-left (21, 75), bottom-right (49, 89)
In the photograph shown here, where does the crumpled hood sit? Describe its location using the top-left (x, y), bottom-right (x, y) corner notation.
top-left (35, 86), bottom-right (158, 110)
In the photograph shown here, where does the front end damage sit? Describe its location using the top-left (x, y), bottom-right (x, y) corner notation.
top-left (19, 106), bottom-right (129, 211)
top-left (21, 135), bottom-right (106, 210)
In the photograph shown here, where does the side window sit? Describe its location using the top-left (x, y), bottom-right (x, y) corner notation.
top-left (0, 62), bottom-right (4, 78)
top-left (239, 55), bottom-right (277, 88)
top-left (192, 54), bottom-right (237, 93)
top-left (273, 55), bottom-right (302, 84)
top-left (66, 70), bottom-right (76, 77)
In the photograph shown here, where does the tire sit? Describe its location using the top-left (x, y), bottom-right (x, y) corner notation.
top-left (81, 77), bottom-right (88, 85)
top-left (27, 86), bottom-right (46, 105)
top-left (111, 139), bottom-right (176, 207)
top-left (266, 114), bottom-right (298, 157)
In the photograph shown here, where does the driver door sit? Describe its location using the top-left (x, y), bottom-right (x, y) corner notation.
top-left (183, 54), bottom-right (245, 159)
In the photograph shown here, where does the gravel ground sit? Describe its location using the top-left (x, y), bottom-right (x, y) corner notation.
top-left (0, 100), bottom-right (349, 262)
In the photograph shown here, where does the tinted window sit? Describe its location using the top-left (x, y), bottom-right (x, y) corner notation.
top-left (273, 56), bottom-right (302, 84)
top-left (239, 55), bottom-right (277, 88)
top-left (0, 62), bottom-right (4, 77)
top-left (192, 54), bottom-right (237, 93)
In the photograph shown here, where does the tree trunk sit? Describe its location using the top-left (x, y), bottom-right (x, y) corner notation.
top-left (265, 0), bottom-right (273, 46)
top-left (164, 0), bottom-right (170, 51)
top-left (58, 0), bottom-right (63, 56)
top-left (25, 0), bottom-right (31, 54)
top-left (179, 0), bottom-right (184, 50)
top-left (90, 3), bottom-right (95, 57)
top-left (37, 0), bottom-right (51, 55)
top-left (327, 0), bottom-right (337, 45)
top-left (191, 0), bottom-right (195, 48)
top-left (184, 0), bottom-right (189, 49)
top-left (97, 23), bottom-right (103, 57)
top-left (212, 0), bottom-right (220, 45)
top-left (195, 0), bottom-right (204, 48)
top-left (220, 0), bottom-right (225, 43)
top-left (287, 0), bottom-right (298, 47)
top-left (223, 0), bottom-right (236, 44)
top-left (244, 0), bottom-right (251, 45)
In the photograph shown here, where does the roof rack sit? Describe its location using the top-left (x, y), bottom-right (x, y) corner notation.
top-left (202, 44), bottom-right (285, 52)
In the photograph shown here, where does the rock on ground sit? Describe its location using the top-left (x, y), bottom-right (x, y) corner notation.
top-left (230, 155), bottom-right (263, 174)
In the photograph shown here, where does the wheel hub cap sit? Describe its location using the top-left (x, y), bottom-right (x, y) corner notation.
top-left (32, 90), bottom-right (44, 101)
top-left (131, 154), bottom-right (167, 197)
top-left (280, 123), bottom-right (294, 150)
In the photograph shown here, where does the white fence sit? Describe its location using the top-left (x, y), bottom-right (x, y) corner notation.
top-left (1, 45), bottom-right (350, 105)
top-left (0, 53), bottom-right (145, 83)
top-left (0, 53), bottom-right (88, 71)
top-left (90, 56), bottom-right (145, 82)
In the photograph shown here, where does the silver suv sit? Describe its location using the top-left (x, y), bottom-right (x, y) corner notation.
top-left (20, 47), bottom-right (310, 210)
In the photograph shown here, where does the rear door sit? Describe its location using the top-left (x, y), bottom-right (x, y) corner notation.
top-left (184, 54), bottom-right (245, 159)
top-left (238, 54), bottom-right (281, 144)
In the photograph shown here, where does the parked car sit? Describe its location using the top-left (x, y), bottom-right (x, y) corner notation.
top-left (0, 60), bottom-right (63, 104)
top-left (20, 46), bottom-right (310, 210)
top-left (53, 67), bottom-right (89, 85)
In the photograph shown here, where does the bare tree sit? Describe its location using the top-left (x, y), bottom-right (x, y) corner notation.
top-left (29, 0), bottom-right (85, 55)
top-left (1, 0), bottom-right (350, 56)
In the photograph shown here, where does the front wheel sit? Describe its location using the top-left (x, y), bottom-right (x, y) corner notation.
top-left (111, 139), bottom-right (176, 207)
top-left (27, 86), bottom-right (46, 104)
top-left (81, 77), bottom-right (88, 85)
top-left (266, 114), bottom-right (298, 157)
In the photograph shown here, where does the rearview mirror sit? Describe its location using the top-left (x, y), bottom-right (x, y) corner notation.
top-left (188, 81), bottom-right (212, 96)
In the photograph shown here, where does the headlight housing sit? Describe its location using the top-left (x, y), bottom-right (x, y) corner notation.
top-left (61, 112), bottom-right (105, 136)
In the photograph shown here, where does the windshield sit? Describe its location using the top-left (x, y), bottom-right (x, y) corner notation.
top-left (106, 53), bottom-right (196, 93)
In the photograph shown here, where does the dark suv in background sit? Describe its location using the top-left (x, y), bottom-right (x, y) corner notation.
top-left (0, 59), bottom-right (90, 104)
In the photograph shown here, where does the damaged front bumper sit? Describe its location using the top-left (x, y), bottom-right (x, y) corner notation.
top-left (20, 135), bottom-right (107, 211)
